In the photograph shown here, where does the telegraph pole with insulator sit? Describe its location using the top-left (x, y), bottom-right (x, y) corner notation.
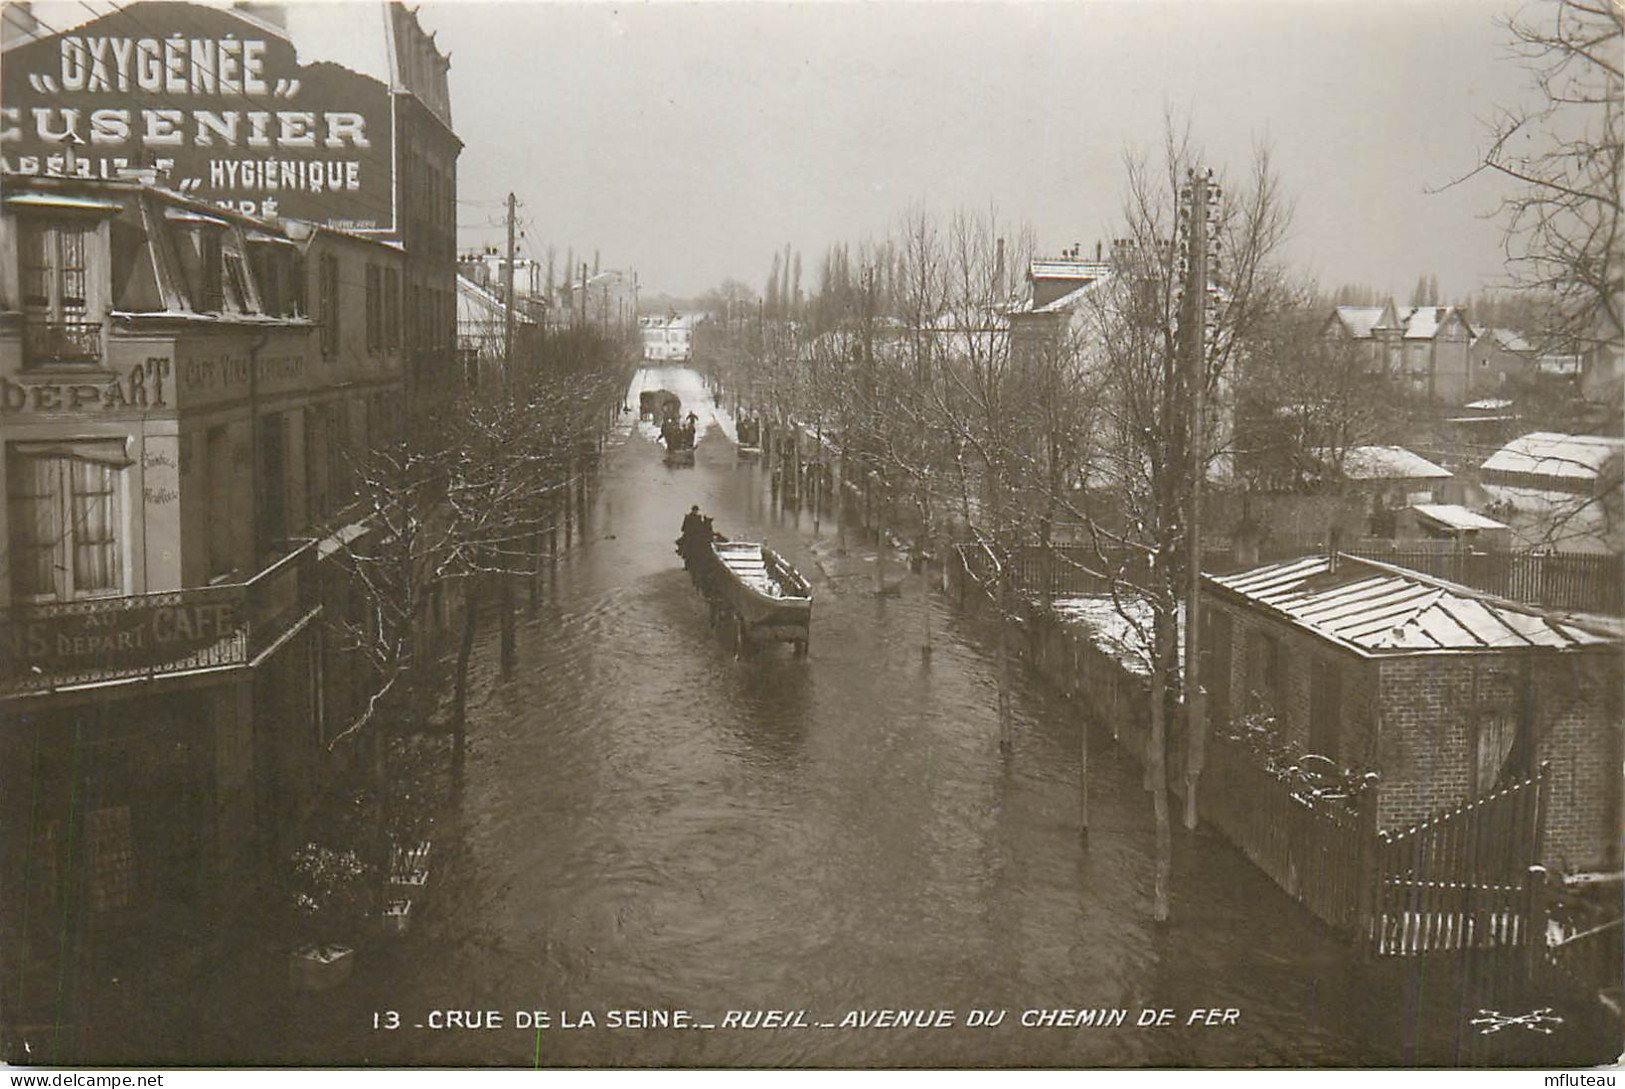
top-left (1176, 166), bottom-right (1221, 830)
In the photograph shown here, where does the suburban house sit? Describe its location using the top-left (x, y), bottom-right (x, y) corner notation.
top-left (1469, 327), bottom-right (1536, 396)
top-left (1478, 432), bottom-right (1624, 553)
top-left (1326, 302), bottom-right (1476, 405)
top-left (1201, 554), bottom-right (1622, 876)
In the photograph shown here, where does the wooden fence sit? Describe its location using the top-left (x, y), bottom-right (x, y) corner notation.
top-left (1341, 547), bottom-right (1622, 614)
top-left (990, 539), bottom-right (1621, 614)
top-left (954, 544), bottom-right (1567, 961)
top-left (1199, 733), bottom-right (1370, 934)
top-left (1369, 767), bottom-right (1548, 956)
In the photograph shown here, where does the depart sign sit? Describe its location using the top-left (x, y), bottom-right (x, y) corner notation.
top-left (0, 1), bottom-right (394, 230)
top-left (2, 596), bottom-right (244, 690)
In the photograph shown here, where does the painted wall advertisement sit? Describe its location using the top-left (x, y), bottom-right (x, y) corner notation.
top-left (1, 2), bottom-right (393, 230)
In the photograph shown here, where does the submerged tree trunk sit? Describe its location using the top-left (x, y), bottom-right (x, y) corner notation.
top-left (1148, 603), bottom-right (1173, 922)
top-left (997, 570), bottom-right (1015, 754)
top-left (453, 583), bottom-right (480, 781)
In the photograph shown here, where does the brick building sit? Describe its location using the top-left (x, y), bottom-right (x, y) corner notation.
top-left (1201, 554), bottom-right (1621, 875)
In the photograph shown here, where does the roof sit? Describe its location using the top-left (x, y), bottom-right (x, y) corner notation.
top-left (1404, 306), bottom-right (1453, 340)
top-left (1409, 504), bottom-right (1508, 532)
top-left (1478, 328), bottom-right (1533, 355)
top-left (1482, 432), bottom-right (1623, 481)
top-left (1334, 306), bottom-right (1388, 338)
top-left (1030, 259), bottom-right (1113, 282)
top-left (1330, 445), bottom-right (1452, 481)
top-left (1206, 555), bottom-right (1615, 656)
top-left (1331, 303), bottom-right (1470, 341)
top-left (1030, 277), bottom-right (1113, 315)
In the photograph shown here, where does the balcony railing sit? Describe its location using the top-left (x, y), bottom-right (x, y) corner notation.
top-left (1, 541), bottom-right (319, 698)
top-left (24, 319), bottom-right (103, 365)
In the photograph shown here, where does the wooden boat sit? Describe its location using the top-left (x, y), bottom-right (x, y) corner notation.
top-left (663, 445), bottom-right (696, 466)
top-left (703, 541), bottom-right (812, 656)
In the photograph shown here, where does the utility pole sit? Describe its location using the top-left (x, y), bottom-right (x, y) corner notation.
top-left (1179, 167), bottom-right (1219, 831)
top-left (499, 191), bottom-right (519, 680)
top-left (503, 192), bottom-right (517, 395)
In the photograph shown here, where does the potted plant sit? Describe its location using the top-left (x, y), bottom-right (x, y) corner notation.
top-left (286, 842), bottom-right (372, 992)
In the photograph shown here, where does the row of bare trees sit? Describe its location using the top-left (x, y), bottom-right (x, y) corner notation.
top-left (319, 326), bottom-right (633, 829)
top-left (695, 124), bottom-right (1325, 922)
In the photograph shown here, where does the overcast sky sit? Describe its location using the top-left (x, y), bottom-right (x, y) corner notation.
top-left (429, 0), bottom-right (1529, 302)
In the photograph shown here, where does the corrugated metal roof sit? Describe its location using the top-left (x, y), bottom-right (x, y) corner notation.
top-left (1205, 555), bottom-right (1616, 655)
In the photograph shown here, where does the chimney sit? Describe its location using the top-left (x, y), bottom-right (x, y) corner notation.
top-left (1095, 240), bottom-right (1102, 262)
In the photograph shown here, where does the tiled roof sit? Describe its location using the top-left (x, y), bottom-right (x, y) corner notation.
top-left (1207, 555), bottom-right (1615, 655)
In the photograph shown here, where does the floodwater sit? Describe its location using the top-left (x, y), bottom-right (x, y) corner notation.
top-left (135, 367), bottom-right (1609, 1067)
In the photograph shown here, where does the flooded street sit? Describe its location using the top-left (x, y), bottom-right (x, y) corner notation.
top-left (233, 365), bottom-right (1388, 1068)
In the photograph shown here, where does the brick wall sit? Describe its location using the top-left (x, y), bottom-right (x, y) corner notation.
top-left (1204, 594), bottom-right (1375, 765)
top-left (1206, 590), bottom-right (1621, 875)
top-left (1375, 650), bottom-right (1620, 874)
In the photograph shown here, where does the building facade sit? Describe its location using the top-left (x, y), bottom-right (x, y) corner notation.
top-left (0, 171), bottom-right (409, 1035)
top-left (1327, 302), bottom-right (1476, 405)
top-left (0, 1), bottom-right (451, 1049)
top-left (1202, 554), bottom-right (1621, 875)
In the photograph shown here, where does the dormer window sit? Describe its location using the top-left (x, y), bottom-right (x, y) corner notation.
top-left (18, 218), bottom-right (99, 366)
top-left (165, 208), bottom-right (248, 314)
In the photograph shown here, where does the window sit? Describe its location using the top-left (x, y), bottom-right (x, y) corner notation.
top-left (223, 249), bottom-right (252, 313)
top-left (256, 412), bottom-right (290, 558)
top-left (319, 255), bottom-right (340, 358)
top-left (384, 267), bottom-right (400, 349)
top-left (206, 426), bottom-right (234, 578)
top-left (195, 228), bottom-right (224, 312)
top-left (7, 442), bottom-right (127, 601)
top-left (326, 402), bottom-right (350, 510)
top-left (365, 263), bottom-right (382, 353)
top-left (1308, 657), bottom-right (1342, 759)
top-left (1246, 628), bottom-right (1283, 714)
top-left (19, 219), bottom-right (98, 365)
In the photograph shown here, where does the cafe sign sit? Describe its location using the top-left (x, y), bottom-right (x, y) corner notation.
top-left (1, 2), bottom-right (394, 230)
top-left (3, 595), bottom-right (244, 691)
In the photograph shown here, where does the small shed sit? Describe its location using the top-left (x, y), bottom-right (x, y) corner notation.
top-left (1395, 503), bottom-right (1512, 549)
top-left (1200, 554), bottom-right (1621, 874)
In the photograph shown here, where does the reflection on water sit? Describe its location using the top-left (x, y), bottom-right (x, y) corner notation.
top-left (165, 368), bottom-right (1612, 1067)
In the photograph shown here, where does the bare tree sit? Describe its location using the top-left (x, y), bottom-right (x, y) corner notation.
top-left (1473, 0), bottom-right (1622, 356)
top-left (1055, 124), bottom-right (1294, 921)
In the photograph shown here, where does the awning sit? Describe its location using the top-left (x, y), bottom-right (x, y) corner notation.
top-left (11, 438), bottom-right (134, 468)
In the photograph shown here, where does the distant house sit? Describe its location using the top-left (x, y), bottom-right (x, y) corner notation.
top-left (1479, 432), bottom-right (1624, 553)
top-left (640, 314), bottom-right (693, 362)
top-left (1202, 554), bottom-right (1622, 874)
top-left (1326, 302), bottom-right (1476, 404)
top-left (456, 273), bottom-right (537, 388)
top-left (1469, 327), bottom-right (1535, 396)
